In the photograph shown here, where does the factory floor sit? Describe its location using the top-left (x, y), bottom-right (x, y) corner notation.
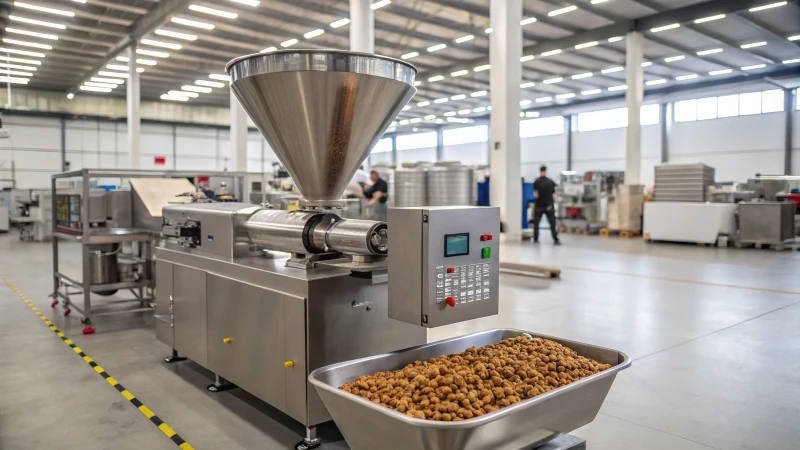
top-left (0, 232), bottom-right (798, 450)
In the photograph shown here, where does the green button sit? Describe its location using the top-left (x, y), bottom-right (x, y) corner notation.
top-left (482, 247), bottom-right (491, 259)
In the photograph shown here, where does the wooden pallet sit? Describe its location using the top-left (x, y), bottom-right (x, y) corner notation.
top-left (599, 228), bottom-right (641, 239)
top-left (558, 226), bottom-right (589, 236)
top-left (499, 261), bottom-right (561, 279)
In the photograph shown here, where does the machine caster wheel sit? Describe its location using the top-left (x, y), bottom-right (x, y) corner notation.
top-left (51, 300), bottom-right (58, 308)
top-left (80, 318), bottom-right (91, 325)
top-left (62, 299), bottom-right (69, 307)
top-left (82, 327), bottom-right (95, 335)
top-left (294, 441), bottom-right (321, 450)
top-left (63, 308), bottom-right (71, 316)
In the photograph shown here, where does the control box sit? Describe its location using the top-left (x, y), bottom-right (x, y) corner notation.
top-left (388, 206), bottom-right (500, 328)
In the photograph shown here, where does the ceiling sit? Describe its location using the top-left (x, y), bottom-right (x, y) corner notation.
top-left (0, 0), bottom-right (798, 126)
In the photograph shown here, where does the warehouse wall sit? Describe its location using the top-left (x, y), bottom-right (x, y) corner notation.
top-left (396, 146), bottom-right (437, 165)
top-left (442, 142), bottom-right (487, 166)
top-left (572, 125), bottom-right (661, 186)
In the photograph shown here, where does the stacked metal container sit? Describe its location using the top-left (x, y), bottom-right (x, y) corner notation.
top-left (393, 166), bottom-right (427, 207)
top-left (427, 162), bottom-right (475, 206)
top-left (654, 163), bottom-right (715, 202)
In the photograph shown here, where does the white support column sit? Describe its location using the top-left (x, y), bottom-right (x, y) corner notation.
top-left (489, 0), bottom-right (522, 238)
top-left (350, 0), bottom-right (374, 53)
top-left (625, 31), bottom-right (645, 184)
top-left (126, 45), bottom-right (141, 168)
top-left (230, 89), bottom-right (248, 171)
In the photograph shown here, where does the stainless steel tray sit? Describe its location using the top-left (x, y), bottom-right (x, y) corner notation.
top-left (309, 329), bottom-right (630, 450)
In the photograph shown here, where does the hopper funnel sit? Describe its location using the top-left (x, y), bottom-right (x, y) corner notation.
top-left (226, 50), bottom-right (416, 209)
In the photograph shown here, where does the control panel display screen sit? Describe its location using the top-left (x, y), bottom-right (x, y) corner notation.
top-left (444, 233), bottom-right (469, 257)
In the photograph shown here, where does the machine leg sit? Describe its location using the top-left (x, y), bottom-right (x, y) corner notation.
top-left (163, 349), bottom-right (187, 363)
top-left (294, 426), bottom-right (322, 450)
top-left (207, 374), bottom-right (237, 393)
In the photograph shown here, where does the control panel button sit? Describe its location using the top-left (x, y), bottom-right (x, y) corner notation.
top-left (445, 296), bottom-right (456, 307)
top-left (481, 234), bottom-right (493, 241)
top-left (481, 247), bottom-right (491, 259)
top-left (447, 267), bottom-right (455, 274)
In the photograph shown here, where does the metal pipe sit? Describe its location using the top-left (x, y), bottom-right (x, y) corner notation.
top-left (313, 217), bottom-right (388, 256)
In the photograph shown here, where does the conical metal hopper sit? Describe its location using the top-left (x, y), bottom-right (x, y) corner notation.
top-left (227, 50), bottom-right (416, 209)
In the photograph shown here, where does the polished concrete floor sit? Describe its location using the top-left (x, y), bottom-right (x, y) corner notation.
top-left (0, 232), bottom-right (798, 450)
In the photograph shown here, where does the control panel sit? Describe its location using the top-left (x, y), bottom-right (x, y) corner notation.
top-left (388, 206), bottom-right (500, 328)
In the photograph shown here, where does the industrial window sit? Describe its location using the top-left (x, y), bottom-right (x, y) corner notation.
top-left (675, 99), bottom-right (697, 122)
top-left (717, 95), bottom-right (739, 118)
top-left (371, 137), bottom-right (392, 153)
top-left (576, 104), bottom-right (660, 132)
top-left (640, 104), bottom-right (661, 125)
top-left (443, 125), bottom-right (488, 146)
top-left (396, 131), bottom-right (438, 151)
top-left (676, 89), bottom-right (784, 122)
top-left (697, 97), bottom-right (718, 121)
top-left (739, 92), bottom-right (761, 116)
top-left (761, 89), bottom-right (784, 113)
top-left (520, 116), bottom-right (564, 137)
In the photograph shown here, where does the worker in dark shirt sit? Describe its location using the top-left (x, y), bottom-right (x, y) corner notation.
top-left (531, 165), bottom-right (561, 245)
top-left (363, 170), bottom-right (388, 221)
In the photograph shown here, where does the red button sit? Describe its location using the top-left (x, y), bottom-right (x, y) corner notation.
top-left (445, 296), bottom-right (456, 307)
top-left (446, 267), bottom-right (455, 274)
top-left (481, 234), bottom-right (493, 241)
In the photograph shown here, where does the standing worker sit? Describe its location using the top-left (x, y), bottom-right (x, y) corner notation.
top-left (531, 165), bottom-right (561, 245)
top-left (363, 170), bottom-right (388, 221)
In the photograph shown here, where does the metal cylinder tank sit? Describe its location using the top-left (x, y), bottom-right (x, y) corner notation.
top-left (394, 167), bottom-right (428, 207)
top-left (427, 163), bottom-right (475, 206)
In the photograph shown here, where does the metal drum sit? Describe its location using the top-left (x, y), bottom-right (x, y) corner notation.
top-left (427, 163), bottom-right (474, 206)
top-left (394, 167), bottom-right (427, 207)
top-left (87, 243), bottom-right (120, 296)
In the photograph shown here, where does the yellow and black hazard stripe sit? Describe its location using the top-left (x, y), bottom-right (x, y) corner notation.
top-left (2, 276), bottom-right (194, 450)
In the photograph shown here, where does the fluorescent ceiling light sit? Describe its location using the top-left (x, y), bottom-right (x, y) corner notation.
top-left (230, 0), bottom-right (260, 5)
top-left (608, 84), bottom-right (628, 91)
top-left (182, 85), bottom-right (213, 93)
top-left (402, 105), bottom-right (411, 111)
top-left (741, 41), bottom-right (767, 49)
top-left (783, 58), bottom-right (800, 64)
top-left (789, 35), bottom-right (800, 41)
top-left (161, 94), bottom-right (189, 101)
top-left (741, 64), bottom-right (767, 70)
top-left (196, 80), bottom-right (225, 88)
top-left (0, 69), bottom-right (33, 77)
top-left (0, 76), bottom-right (28, 84)
top-left (398, 120), bottom-right (409, 125)
top-left (664, 55), bottom-right (686, 62)
top-left (451, 94), bottom-right (466, 100)
top-left (98, 71), bottom-right (127, 78)
top-left (695, 14), bottom-right (725, 23)
top-left (81, 86), bottom-right (112, 92)
top-left (651, 23), bottom-right (680, 33)
top-left (106, 64), bottom-right (129, 71)
top-left (14, 2), bottom-right (74, 17)
top-left (458, 109), bottom-right (471, 115)
top-left (485, 28), bottom-right (493, 34)
top-left (541, 49), bottom-right (562, 57)
top-left (697, 48), bottom-right (723, 56)
top-left (473, 107), bottom-right (486, 113)
top-left (450, 70), bottom-right (468, 77)
top-left (0, 62), bottom-right (37, 71)
top-left (410, 118), bottom-right (421, 123)
top-left (455, 35), bottom-right (474, 43)
top-left (9, 15), bottom-right (65, 29)
top-left (3, 38), bottom-right (52, 49)
top-left (427, 44), bottom-right (446, 52)
top-left (371, 0), bottom-right (391, 10)
top-left (137, 49), bottom-right (169, 58)
top-left (188, 5), bottom-right (238, 19)
top-left (608, 36), bottom-right (623, 43)
top-left (416, 101), bottom-right (430, 107)
top-left (209, 74), bottom-right (230, 81)
top-left (171, 17), bottom-right (215, 29)
top-left (424, 115), bottom-right (436, 120)
top-left (84, 81), bottom-right (117, 88)
top-left (646, 79), bottom-right (667, 86)
top-left (0, 47), bottom-right (45, 58)
top-left (330, 18), bottom-right (350, 28)
top-left (474, 64), bottom-right (491, 72)
top-left (749, 2), bottom-right (787, 12)
top-left (67, 93), bottom-right (74, 99)
top-left (169, 90), bottom-right (199, 98)
top-left (281, 39), bottom-right (298, 47)
top-left (520, 100), bottom-right (532, 106)
top-left (582, 89), bottom-right (601, 95)
top-left (520, 55), bottom-right (535, 62)
top-left (549, 5), bottom-right (577, 16)
top-left (572, 72), bottom-right (593, 79)
top-left (641, 62), bottom-right (653, 67)
top-left (543, 77), bottom-right (563, 84)
top-left (414, 81), bottom-right (422, 86)
top-left (91, 77), bottom-right (124, 84)
top-left (556, 93), bottom-right (575, 99)
top-left (675, 74), bottom-right (698, 80)
top-left (304, 29), bottom-right (324, 39)
top-left (428, 75), bottom-right (444, 82)
top-left (535, 97), bottom-right (552, 103)
top-left (471, 90), bottom-right (487, 97)
top-left (520, 17), bottom-right (537, 25)
top-left (708, 69), bottom-right (732, 75)
top-left (520, 81), bottom-right (536, 88)
top-left (5, 28), bottom-right (58, 40)
top-left (260, 46), bottom-right (277, 53)
top-left (433, 98), bottom-right (448, 104)
top-left (0, 55), bottom-right (41, 65)
top-left (575, 41), bottom-right (598, 50)
top-left (401, 52), bottom-right (418, 59)
top-left (443, 112), bottom-right (456, 117)
top-left (525, 111), bottom-right (540, 118)
top-left (141, 39), bottom-right (181, 50)
top-left (601, 66), bottom-right (624, 73)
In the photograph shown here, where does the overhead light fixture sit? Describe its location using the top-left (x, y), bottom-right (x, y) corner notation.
top-left (485, 28), bottom-right (493, 34)
top-left (520, 100), bottom-right (532, 106)
top-left (525, 111), bottom-right (540, 118)
top-left (116, 56), bottom-right (130, 62)
top-left (3, 38), bottom-right (52, 49)
top-left (67, 93), bottom-right (74, 99)
top-left (471, 90), bottom-right (487, 97)
top-left (535, 97), bottom-right (552, 103)
top-left (520, 17), bottom-right (537, 25)
top-left (99, 71), bottom-right (127, 78)
top-left (401, 52), bottom-right (418, 59)
top-left (14, 2), bottom-right (74, 17)
top-left (171, 17), bottom-right (215, 29)
top-left (209, 74), bottom-right (230, 81)
top-left (80, 86), bottom-right (112, 92)
top-left (281, 39), bottom-right (298, 47)
top-left (646, 79), bottom-right (667, 86)
top-left (571, 72), bottom-right (593, 79)
top-left (9, 15), bottom-right (66, 29)
top-left (0, 55), bottom-right (41, 65)
top-left (694, 14), bottom-right (725, 23)
top-left (601, 66), bottom-right (624, 73)
top-left (697, 48), bottom-right (723, 56)
top-left (608, 36), bottom-right (623, 43)
top-left (91, 76), bottom-right (124, 84)
top-left (417, 101), bottom-right (430, 107)
top-left (782, 58), bottom-right (800, 64)
top-left (749, 2), bottom-right (787, 12)
top-left (458, 109), bottom-right (471, 115)
top-left (575, 41), bottom-right (598, 50)
top-left (260, 46), bottom-right (277, 53)
top-left (651, 23), bottom-right (680, 33)
top-left (84, 81), bottom-right (117, 89)
top-left (398, 119), bottom-right (410, 125)
top-left (451, 94), bottom-right (467, 100)
top-left (741, 64), bottom-right (767, 70)
top-left (427, 44), bottom-right (446, 52)
top-left (422, 115), bottom-right (435, 120)
top-left (414, 81), bottom-right (422, 86)
top-left (0, 76), bottom-right (28, 84)
top-left (371, 0), bottom-right (391, 10)
top-left (450, 70), bottom-right (468, 77)
top-left (182, 85), bottom-right (213, 93)
top-left (548, 5), bottom-right (577, 16)
top-left (675, 74), bottom-right (698, 80)
top-left (741, 41), bottom-right (767, 49)
top-left (330, 18), bottom-right (350, 28)
top-left (410, 118), bottom-right (422, 123)
top-left (543, 77), bottom-right (563, 84)
top-left (5, 28), bottom-right (58, 40)
top-left (0, 62), bottom-right (37, 71)
top-left (474, 64), bottom-right (491, 72)
top-left (591, 0), bottom-right (609, 3)
top-left (788, 35), bottom-right (800, 41)
top-left (230, 0), bottom-right (260, 5)
top-left (196, 80), bottom-right (225, 88)
top-left (519, 55), bottom-right (535, 63)
top-left (641, 62), bottom-right (653, 67)
top-left (304, 29), bottom-right (324, 39)
top-left (582, 89), bottom-right (601, 95)
top-left (428, 75), bottom-right (444, 82)
top-left (0, 69), bottom-right (33, 77)
top-left (433, 98), bottom-right (448, 104)
top-left (608, 84), bottom-right (628, 91)
top-left (161, 94), bottom-right (189, 101)
top-left (188, 5), bottom-right (238, 19)
top-left (664, 55), bottom-right (686, 62)
top-left (473, 107), bottom-right (486, 113)
top-left (0, 47), bottom-right (45, 58)
top-left (169, 90), bottom-right (199, 98)
top-left (541, 49), bottom-right (562, 57)
top-left (141, 39), bottom-right (182, 50)
top-left (708, 69), bottom-right (733, 75)
top-left (455, 35), bottom-right (474, 43)
top-left (106, 64), bottom-right (130, 71)
top-left (520, 81), bottom-right (536, 88)
top-left (556, 93), bottom-right (575, 99)
top-left (402, 105), bottom-right (411, 111)
top-left (137, 49), bottom-right (169, 58)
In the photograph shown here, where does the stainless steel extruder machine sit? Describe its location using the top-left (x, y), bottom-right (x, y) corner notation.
top-left (156, 50), bottom-right (629, 450)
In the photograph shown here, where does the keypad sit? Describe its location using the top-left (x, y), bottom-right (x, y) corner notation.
top-left (436, 264), bottom-right (491, 304)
